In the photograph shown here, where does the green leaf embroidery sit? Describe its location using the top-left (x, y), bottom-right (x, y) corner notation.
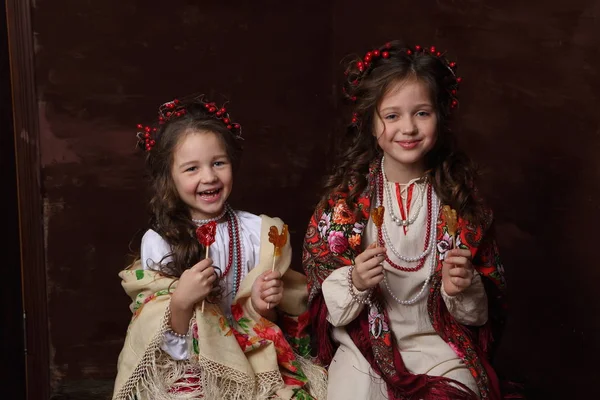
top-left (135, 270), bottom-right (145, 280)
top-left (291, 360), bottom-right (308, 381)
top-left (293, 388), bottom-right (314, 400)
top-left (237, 317), bottom-right (252, 332)
top-left (287, 336), bottom-right (311, 357)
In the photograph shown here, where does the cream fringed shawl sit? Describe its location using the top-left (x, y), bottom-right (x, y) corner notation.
top-left (112, 215), bottom-right (327, 400)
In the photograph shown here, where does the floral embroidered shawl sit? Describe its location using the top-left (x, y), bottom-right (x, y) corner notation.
top-left (113, 215), bottom-right (327, 400)
top-left (302, 159), bottom-right (508, 400)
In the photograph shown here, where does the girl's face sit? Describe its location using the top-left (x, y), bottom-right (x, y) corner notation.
top-left (373, 78), bottom-right (438, 182)
top-left (171, 130), bottom-right (233, 220)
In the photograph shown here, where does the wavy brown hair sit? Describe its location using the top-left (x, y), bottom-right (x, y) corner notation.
top-left (320, 40), bottom-right (483, 223)
top-left (141, 97), bottom-right (243, 279)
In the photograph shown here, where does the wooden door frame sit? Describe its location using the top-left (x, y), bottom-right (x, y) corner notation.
top-left (5, 0), bottom-right (50, 398)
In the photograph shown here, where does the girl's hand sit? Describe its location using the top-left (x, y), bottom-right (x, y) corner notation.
top-left (442, 249), bottom-right (474, 296)
top-left (251, 270), bottom-right (283, 319)
top-left (171, 258), bottom-right (217, 311)
top-left (352, 243), bottom-right (386, 291)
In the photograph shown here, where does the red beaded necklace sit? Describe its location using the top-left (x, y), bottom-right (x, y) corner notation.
top-left (196, 205), bottom-right (243, 295)
top-left (223, 208), bottom-right (242, 295)
top-left (376, 171), bottom-right (432, 272)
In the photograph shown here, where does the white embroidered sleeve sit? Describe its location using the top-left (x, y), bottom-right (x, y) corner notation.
top-left (140, 230), bottom-right (190, 359)
top-left (140, 229), bottom-right (172, 271)
top-left (441, 271), bottom-right (488, 326)
top-left (322, 266), bottom-right (369, 327)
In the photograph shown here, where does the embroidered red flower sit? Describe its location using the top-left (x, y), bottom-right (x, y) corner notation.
top-left (231, 303), bottom-right (244, 321)
top-left (233, 329), bottom-right (252, 351)
top-left (254, 324), bottom-right (296, 366)
top-left (282, 374), bottom-right (306, 387)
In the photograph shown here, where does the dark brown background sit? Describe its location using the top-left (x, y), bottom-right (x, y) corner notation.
top-left (1, 0), bottom-right (26, 398)
top-left (4, 0), bottom-right (600, 399)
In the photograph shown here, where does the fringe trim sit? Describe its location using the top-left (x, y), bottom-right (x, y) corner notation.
top-left (113, 305), bottom-right (288, 400)
top-left (196, 354), bottom-right (284, 400)
top-left (295, 354), bottom-right (328, 399)
top-left (139, 359), bottom-right (204, 400)
top-left (113, 306), bottom-right (173, 400)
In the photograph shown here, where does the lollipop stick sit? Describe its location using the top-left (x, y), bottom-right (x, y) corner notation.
top-left (201, 246), bottom-right (209, 313)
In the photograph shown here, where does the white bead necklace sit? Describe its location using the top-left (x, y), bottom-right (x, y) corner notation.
top-left (380, 184), bottom-right (441, 305)
top-left (192, 203), bottom-right (230, 226)
top-left (380, 186), bottom-right (436, 263)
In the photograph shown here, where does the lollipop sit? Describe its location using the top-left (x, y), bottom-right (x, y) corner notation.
top-left (267, 224), bottom-right (288, 309)
top-left (195, 221), bottom-right (217, 312)
top-left (268, 224), bottom-right (288, 270)
top-left (371, 205), bottom-right (385, 229)
top-left (442, 205), bottom-right (458, 248)
top-left (196, 221), bottom-right (217, 258)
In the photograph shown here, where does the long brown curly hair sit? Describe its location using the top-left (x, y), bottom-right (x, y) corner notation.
top-left (141, 97), bottom-right (243, 279)
top-left (320, 40), bottom-right (483, 223)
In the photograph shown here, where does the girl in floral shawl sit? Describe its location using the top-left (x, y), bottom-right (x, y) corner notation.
top-left (113, 95), bottom-right (326, 400)
top-left (302, 41), bottom-right (514, 400)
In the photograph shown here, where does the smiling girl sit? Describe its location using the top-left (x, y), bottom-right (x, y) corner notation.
top-left (113, 95), bottom-right (326, 400)
top-left (303, 42), bottom-right (509, 400)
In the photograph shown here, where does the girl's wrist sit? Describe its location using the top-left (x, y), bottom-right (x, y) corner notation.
top-left (351, 266), bottom-right (367, 291)
top-left (171, 293), bottom-right (194, 312)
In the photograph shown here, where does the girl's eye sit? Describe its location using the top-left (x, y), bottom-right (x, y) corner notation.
top-left (416, 111), bottom-right (431, 117)
top-left (384, 114), bottom-right (398, 121)
top-left (185, 166), bottom-right (197, 172)
top-left (214, 161), bottom-right (227, 167)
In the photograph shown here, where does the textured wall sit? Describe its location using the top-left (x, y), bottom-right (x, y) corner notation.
top-left (27, 0), bottom-right (600, 399)
top-left (1, 1), bottom-right (26, 398)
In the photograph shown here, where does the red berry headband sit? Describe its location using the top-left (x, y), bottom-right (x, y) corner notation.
top-left (136, 95), bottom-right (242, 152)
top-left (344, 42), bottom-right (462, 125)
